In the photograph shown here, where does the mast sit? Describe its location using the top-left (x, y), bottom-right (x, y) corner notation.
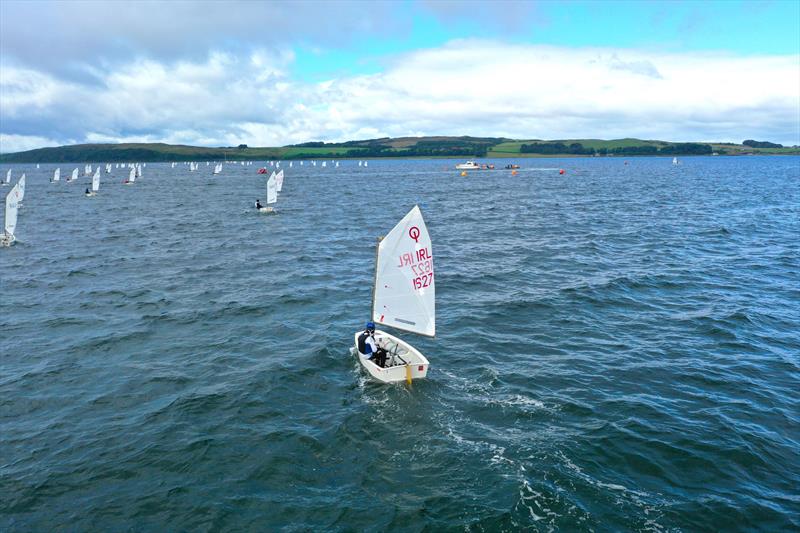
top-left (370, 236), bottom-right (383, 322)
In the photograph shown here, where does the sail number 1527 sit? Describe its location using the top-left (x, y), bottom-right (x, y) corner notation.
top-left (411, 260), bottom-right (434, 290)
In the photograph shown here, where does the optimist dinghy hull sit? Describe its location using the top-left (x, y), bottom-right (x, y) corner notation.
top-left (352, 329), bottom-right (429, 383)
top-left (258, 207), bottom-right (275, 214)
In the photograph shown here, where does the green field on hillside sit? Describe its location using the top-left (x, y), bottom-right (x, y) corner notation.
top-left (1, 136), bottom-right (797, 163)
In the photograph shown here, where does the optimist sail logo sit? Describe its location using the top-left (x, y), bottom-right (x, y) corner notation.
top-left (409, 226), bottom-right (420, 243)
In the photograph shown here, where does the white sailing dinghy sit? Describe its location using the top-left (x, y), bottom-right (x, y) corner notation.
top-left (2, 180), bottom-right (21, 246)
top-left (275, 169), bottom-right (284, 192)
top-left (68, 168), bottom-right (79, 182)
top-left (52, 168), bottom-right (61, 182)
top-left (258, 172), bottom-right (278, 213)
top-left (17, 174), bottom-right (26, 207)
top-left (3, 169), bottom-right (11, 186)
top-left (86, 168), bottom-right (100, 196)
top-left (213, 163), bottom-right (222, 175)
top-left (124, 167), bottom-right (136, 184)
top-left (672, 157), bottom-right (679, 165)
top-left (352, 205), bottom-right (433, 384)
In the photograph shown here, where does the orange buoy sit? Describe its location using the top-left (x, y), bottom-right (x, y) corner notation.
top-left (559, 169), bottom-right (565, 175)
top-left (511, 170), bottom-right (518, 176)
top-left (460, 171), bottom-right (467, 176)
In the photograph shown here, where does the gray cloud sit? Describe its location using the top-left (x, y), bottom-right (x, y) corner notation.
top-left (0, 0), bottom-right (403, 77)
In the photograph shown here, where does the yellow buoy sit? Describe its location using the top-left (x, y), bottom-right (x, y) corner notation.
top-left (460, 171), bottom-right (467, 176)
top-left (405, 364), bottom-right (412, 385)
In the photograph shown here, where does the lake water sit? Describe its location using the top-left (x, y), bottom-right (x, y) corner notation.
top-left (2, 156), bottom-right (799, 531)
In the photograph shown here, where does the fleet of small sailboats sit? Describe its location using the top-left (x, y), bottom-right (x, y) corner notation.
top-left (2, 159), bottom-right (431, 383)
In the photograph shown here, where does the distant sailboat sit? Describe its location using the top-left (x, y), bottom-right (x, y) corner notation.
top-left (124, 167), bottom-right (136, 184)
top-left (86, 168), bottom-right (100, 196)
top-left (351, 205), bottom-right (433, 384)
top-left (364, 161), bottom-right (368, 167)
top-left (17, 174), bottom-right (26, 205)
top-left (4, 169), bottom-right (11, 185)
top-left (1, 180), bottom-right (21, 246)
top-left (85, 164), bottom-right (92, 176)
top-left (258, 172), bottom-right (278, 213)
top-left (673, 157), bottom-right (679, 165)
top-left (52, 168), bottom-right (61, 182)
top-left (276, 169), bottom-right (284, 192)
top-left (69, 168), bottom-right (79, 182)
top-left (213, 163), bottom-right (222, 175)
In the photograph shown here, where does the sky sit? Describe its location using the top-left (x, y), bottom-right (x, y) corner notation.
top-left (1, 0), bottom-right (798, 152)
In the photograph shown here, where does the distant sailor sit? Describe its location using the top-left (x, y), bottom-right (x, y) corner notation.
top-left (255, 199), bottom-right (263, 209)
top-left (85, 187), bottom-right (90, 195)
top-left (357, 322), bottom-right (387, 367)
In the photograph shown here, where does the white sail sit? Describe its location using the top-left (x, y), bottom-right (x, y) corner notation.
top-left (276, 169), bottom-right (284, 192)
top-left (266, 172), bottom-right (278, 204)
top-left (128, 167), bottom-right (136, 182)
top-left (71, 168), bottom-right (79, 181)
top-left (289, 161), bottom-right (293, 168)
top-left (53, 168), bottom-right (60, 182)
top-left (136, 164), bottom-right (142, 177)
top-left (321, 161), bottom-right (326, 167)
top-left (5, 169), bottom-right (10, 184)
top-left (16, 174), bottom-right (26, 203)
top-left (36, 164), bottom-right (40, 169)
top-left (92, 168), bottom-right (100, 191)
top-left (372, 205), bottom-right (435, 337)
top-left (672, 157), bottom-right (678, 165)
top-left (85, 164), bottom-right (92, 175)
top-left (5, 182), bottom-right (20, 237)
top-left (364, 161), bottom-right (368, 167)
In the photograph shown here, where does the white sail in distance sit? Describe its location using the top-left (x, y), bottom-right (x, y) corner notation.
top-left (276, 169), bottom-right (284, 192)
top-left (53, 168), bottom-right (60, 181)
top-left (372, 205), bottom-right (435, 337)
top-left (5, 169), bottom-right (10, 184)
top-left (266, 173), bottom-right (278, 204)
top-left (5, 182), bottom-right (20, 237)
top-left (128, 167), bottom-right (136, 182)
top-left (92, 168), bottom-right (100, 191)
top-left (71, 168), bottom-right (79, 181)
top-left (17, 174), bottom-right (26, 202)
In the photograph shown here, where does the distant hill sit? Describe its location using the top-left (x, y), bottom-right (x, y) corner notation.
top-left (1, 137), bottom-right (797, 163)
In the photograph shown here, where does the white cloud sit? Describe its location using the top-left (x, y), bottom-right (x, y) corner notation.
top-left (1, 40), bottom-right (799, 151)
top-left (0, 133), bottom-right (64, 153)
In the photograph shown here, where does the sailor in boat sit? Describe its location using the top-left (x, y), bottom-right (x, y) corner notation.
top-left (255, 199), bottom-right (263, 210)
top-left (85, 187), bottom-right (90, 195)
top-left (357, 322), bottom-right (388, 368)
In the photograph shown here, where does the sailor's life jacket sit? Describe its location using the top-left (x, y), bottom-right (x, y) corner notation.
top-left (357, 331), bottom-right (373, 355)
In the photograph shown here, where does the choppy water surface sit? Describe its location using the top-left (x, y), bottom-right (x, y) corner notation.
top-left (2, 157), bottom-right (799, 531)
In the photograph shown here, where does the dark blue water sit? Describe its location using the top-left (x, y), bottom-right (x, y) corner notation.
top-left (2, 157), bottom-right (799, 531)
